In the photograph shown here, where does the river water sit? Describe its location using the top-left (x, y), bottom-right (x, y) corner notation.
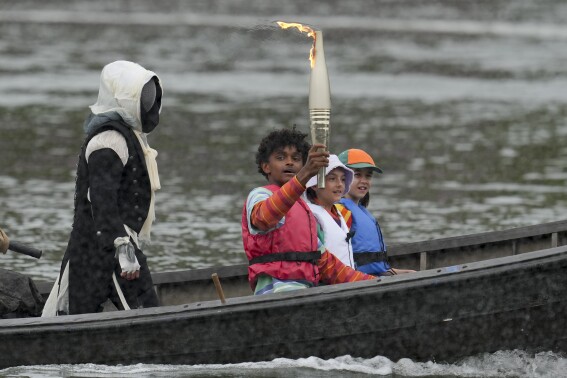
top-left (1, 0), bottom-right (567, 376)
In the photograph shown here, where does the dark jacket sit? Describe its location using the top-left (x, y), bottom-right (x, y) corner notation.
top-left (61, 118), bottom-right (155, 314)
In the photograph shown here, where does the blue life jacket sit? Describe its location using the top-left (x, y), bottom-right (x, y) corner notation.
top-left (339, 198), bottom-right (391, 275)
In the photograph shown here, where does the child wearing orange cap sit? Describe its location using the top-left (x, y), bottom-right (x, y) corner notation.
top-left (241, 129), bottom-right (376, 295)
top-left (337, 149), bottom-right (415, 276)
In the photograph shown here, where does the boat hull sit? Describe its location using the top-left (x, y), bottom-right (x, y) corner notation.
top-left (2, 246), bottom-right (567, 367)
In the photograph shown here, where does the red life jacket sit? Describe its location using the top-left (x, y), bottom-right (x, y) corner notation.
top-left (241, 184), bottom-right (320, 290)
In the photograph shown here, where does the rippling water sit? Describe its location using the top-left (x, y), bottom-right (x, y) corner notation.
top-left (1, 0), bottom-right (567, 376)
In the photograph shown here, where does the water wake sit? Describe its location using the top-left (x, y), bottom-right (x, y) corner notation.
top-left (2, 350), bottom-right (566, 377)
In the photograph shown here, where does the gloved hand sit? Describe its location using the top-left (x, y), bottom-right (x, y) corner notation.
top-left (0, 227), bottom-right (9, 254)
top-left (114, 237), bottom-right (140, 280)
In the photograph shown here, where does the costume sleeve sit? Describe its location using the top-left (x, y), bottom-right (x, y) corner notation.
top-left (87, 148), bottom-right (129, 254)
top-left (250, 176), bottom-right (306, 231)
top-left (86, 130), bottom-right (129, 166)
top-left (318, 250), bottom-right (375, 284)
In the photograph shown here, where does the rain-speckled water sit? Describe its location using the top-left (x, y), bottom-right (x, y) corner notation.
top-left (1, 0), bottom-right (567, 376)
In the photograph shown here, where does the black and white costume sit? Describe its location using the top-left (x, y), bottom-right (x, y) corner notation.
top-left (43, 61), bottom-right (163, 315)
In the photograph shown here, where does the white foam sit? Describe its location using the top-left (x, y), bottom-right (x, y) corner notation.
top-left (2, 351), bottom-right (566, 377)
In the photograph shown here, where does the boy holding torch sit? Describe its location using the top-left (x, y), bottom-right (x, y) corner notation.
top-left (241, 128), bottom-right (376, 295)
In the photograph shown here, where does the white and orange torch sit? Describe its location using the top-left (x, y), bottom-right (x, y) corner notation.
top-left (277, 22), bottom-right (331, 188)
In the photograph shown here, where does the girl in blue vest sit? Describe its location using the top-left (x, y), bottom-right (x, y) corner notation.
top-left (337, 149), bottom-right (415, 276)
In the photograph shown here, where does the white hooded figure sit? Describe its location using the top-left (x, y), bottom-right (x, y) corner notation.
top-left (43, 61), bottom-right (163, 316)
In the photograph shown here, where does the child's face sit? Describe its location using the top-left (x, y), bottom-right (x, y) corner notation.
top-left (262, 146), bottom-right (304, 186)
top-left (315, 168), bottom-right (346, 207)
top-left (347, 168), bottom-right (374, 202)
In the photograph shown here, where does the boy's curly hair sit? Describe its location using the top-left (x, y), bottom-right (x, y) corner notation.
top-left (256, 128), bottom-right (311, 179)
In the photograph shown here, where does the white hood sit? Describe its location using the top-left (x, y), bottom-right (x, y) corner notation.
top-left (89, 60), bottom-right (162, 132)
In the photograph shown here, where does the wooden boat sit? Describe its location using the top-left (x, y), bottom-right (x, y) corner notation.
top-left (1, 219), bottom-right (566, 368)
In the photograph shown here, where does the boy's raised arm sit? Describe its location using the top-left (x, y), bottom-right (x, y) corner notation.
top-left (250, 176), bottom-right (306, 231)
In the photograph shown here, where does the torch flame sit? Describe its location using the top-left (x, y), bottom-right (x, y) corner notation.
top-left (277, 21), bottom-right (317, 68)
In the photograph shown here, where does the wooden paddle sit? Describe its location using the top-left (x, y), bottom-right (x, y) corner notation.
top-left (8, 241), bottom-right (42, 259)
top-left (211, 273), bottom-right (226, 304)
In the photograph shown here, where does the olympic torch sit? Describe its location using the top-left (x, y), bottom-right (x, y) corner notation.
top-left (277, 22), bottom-right (332, 188)
top-left (309, 30), bottom-right (331, 188)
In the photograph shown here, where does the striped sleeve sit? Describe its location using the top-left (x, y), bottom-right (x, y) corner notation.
top-left (250, 176), bottom-right (306, 231)
top-left (318, 250), bottom-right (375, 284)
top-left (335, 204), bottom-right (352, 229)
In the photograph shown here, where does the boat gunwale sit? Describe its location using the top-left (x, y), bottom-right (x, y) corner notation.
top-left (155, 219), bottom-right (567, 284)
top-left (388, 219), bottom-right (567, 255)
top-left (31, 219), bottom-right (567, 293)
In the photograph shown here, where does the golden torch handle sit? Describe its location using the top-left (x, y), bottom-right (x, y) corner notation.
top-left (317, 167), bottom-right (326, 188)
top-left (310, 109), bottom-right (330, 188)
